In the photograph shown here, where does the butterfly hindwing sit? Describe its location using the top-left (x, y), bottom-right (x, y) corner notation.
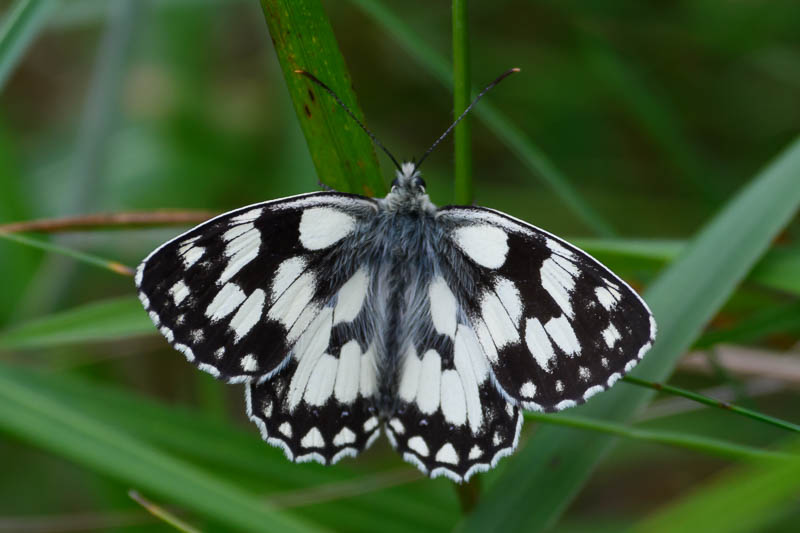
top-left (136, 192), bottom-right (378, 383)
top-left (436, 206), bottom-right (657, 412)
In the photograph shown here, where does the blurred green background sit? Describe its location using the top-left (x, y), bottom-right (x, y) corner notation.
top-left (0, 0), bottom-right (799, 532)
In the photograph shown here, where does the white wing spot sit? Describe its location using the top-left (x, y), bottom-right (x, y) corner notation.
top-left (544, 315), bottom-right (581, 356)
top-left (595, 286), bottom-right (619, 311)
top-left (494, 277), bottom-right (523, 325)
top-left (545, 238), bottom-right (575, 260)
top-left (407, 436), bottom-right (429, 457)
top-left (359, 344), bottom-right (378, 398)
top-left (556, 399), bottom-right (577, 410)
top-left (303, 354), bottom-right (338, 406)
top-left (300, 427), bottom-right (325, 448)
top-left (268, 271), bottom-right (316, 329)
top-left (492, 431), bottom-right (503, 446)
top-left (525, 317), bottom-right (555, 371)
top-left (555, 380), bottom-right (564, 393)
top-left (190, 329), bottom-right (204, 343)
top-left (169, 280), bottom-right (190, 306)
top-left (428, 277), bottom-right (458, 339)
top-left (398, 345), bottom-right (421, 403)
top-left (219, 224), bottom-right (261, 284)
top-left (262, 400), bottom-right (273, 418)
top-left (205, 283), bottom-right (246, 321)
top-left (583, 385), bottom-right (604, 400)
top-left (229, 289), bottom-right (266, 342)
top-left (180, 245), bottom-right (205, 268)
top-left (468, 445), bottom-right (483, 460)
top-left (540, 257), bottom-right (576, 318)
top-left (578, 366), bottom-right (591, 381)
top-left (214, 347), bottom-right (225, 359)
top-left (240, 354), bottom-right (258, 372)
top-left (231, 207), bottom-right (263, 223)
top-left (333, 427), bottom-right (356, 446)
top-left (602, 323), bottom-right (622, 348)
top-left (480, 290), bottom-right (520, 348)
top-left (279, 422), bottom-right (292, 438)
top-left (333, 267), bottom-right (369, 325)
top-left (363, 416), bottom-right (378, 432)
top-left (272, 257), bottom-right (307, 301)
top-left (435, 443), bottom-right (459, 465)
top-left (416, 349), bottom-right (442, 414)
top-left (453, 325), bottom-right (485, 434)
top-left (389, 418), bottom-right (405, 435)
top-left (453, 224), bottom-right (509, 269)
top-left (520, 381), bottom-right (536, 398)
top-left (440, 370), bottom-right (467, 426)
top-left (287, 308), bottom-right (332, 410)
top-left (334, 340), bottom-right (361, 404)
top-left (298, 207), bottom-right (356, 250)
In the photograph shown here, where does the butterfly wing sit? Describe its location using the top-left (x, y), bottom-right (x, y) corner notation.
top-left (135, 192), bottom-right (378, 383)
top-left (435, 205), bottom-right (657, 412)
top-left (138, 191), bottom-right (385, 464)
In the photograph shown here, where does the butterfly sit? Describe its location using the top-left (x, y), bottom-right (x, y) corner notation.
top-left (135, 70), bottom-right (656, 482)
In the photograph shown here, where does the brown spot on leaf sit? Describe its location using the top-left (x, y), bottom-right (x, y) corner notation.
top-left (304, 104), bottom-right (312, 118)
top-left (308, 89), bottom-right (315, 102)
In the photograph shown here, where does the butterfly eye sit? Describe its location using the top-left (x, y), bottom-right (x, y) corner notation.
top-left (413, 177), bottom-right (426, 190)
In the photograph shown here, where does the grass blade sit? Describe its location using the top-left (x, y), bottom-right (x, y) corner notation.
top-left (0, 363), bottom-right (323, 533)
top-left (348, 0), bottom-right (615, 236)
top-left (525, 411), bottom-right (795, 464)
top-left (0, 0), bottom-right (55, 90)
top-left (259, 0), bottom-right (385, 197)
top-left (0, 296), bottom-right (150, 350)
top-left (0, 231), bottom-right (133, 277)
top-left (462, 136), bottom-right (800, 532)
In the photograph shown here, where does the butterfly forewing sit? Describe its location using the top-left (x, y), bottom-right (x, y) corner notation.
top-left (135, 192), bottom-right (378, 383)
top-left (436, 206), bottom-right (656, 412)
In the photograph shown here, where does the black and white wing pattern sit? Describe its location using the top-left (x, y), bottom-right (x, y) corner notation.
top-left (436, 206), bottom-right (657, 413)
top-left (384, 272), bottom-right (523, 482)
top-left (136, 192), bottom-right (383, 464)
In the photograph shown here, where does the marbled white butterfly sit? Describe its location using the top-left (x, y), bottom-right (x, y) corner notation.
top-left (136, 70), bottom-right (656, 482)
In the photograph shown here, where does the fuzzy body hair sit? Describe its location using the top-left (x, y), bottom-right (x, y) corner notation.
top-left (314, 164), bottom-right (476, 417)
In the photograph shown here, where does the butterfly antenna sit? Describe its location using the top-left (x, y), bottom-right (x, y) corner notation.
top-left (414, 68), bottom-right (520, 172)
top-left (294, 70), bottom-right (402, 172)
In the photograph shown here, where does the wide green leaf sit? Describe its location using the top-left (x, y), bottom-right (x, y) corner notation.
top-left (259, 0), bottom-right (385, 197)
top-left (462, 137), bottom-right (800, 532)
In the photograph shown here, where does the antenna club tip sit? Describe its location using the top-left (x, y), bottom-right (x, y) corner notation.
top-left (511, 67), bottom-right (521, 73)
top-left (293, 69), bottom-right (305, 74)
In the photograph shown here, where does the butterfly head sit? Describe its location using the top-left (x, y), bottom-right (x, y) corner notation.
top-left (382, 162), bottom-right (435, 213)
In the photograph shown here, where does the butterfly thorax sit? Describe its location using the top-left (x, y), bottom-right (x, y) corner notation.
top-left (379, 162), bottom-right (436, 214)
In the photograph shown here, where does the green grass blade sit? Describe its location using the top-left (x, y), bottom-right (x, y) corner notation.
top-left (0, 231), bottom-right (133, 276)
top-left (259, 0), bottom-right (385, 197)
top-left (348, 0), bottom-right (615, 236)
top-left (525, 411), bottom-right (795, 464)
top-left (0, 0), bottom-right (56, 90)
top-left (577, 237), bottom-right (800, 297)
top-left (0, 363), bottom-right (323, 533)
top-left (451, 0), bottom-right (472, 205)
top-left (629, 437), bottom-right (800, 533)
top-left (0, 296), bottom-right (151, 349)
top-left (461, 136), bottom-right (800, 532)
